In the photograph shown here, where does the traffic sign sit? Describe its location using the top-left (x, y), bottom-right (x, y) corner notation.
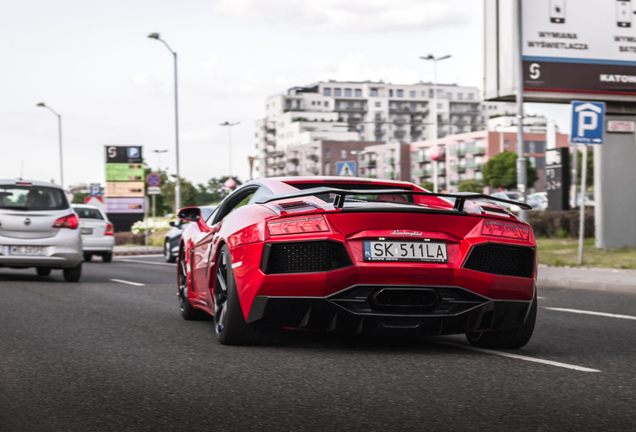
top-left (89, 183), bottom-right (102, 197)
top-left (147, 186), bottom-right (161, 195)
top-left (571, 101), bottom-right (605, 144)
top-left (336, 161), bottom-right (356, 177)
top-left (146, 173), bottom-right (161, 187)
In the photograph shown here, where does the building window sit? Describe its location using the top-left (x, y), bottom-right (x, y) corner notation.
top-left (345, 88), bottom-right (352, 97)
top-left (397, 89), bottom-right (404, 97)
top-left (410, 102), bottom-right (417, 110)
top-left (409, 91), bottom-right (416, 97)
top-left (389, 89), bottom-right (393, 97)
top-left (370, 88), bottom-right (378, 97)
top-left (355, 89), bottom-right (362, 97)
top-left (504, 140), bottom-right (510, 147)
top-left (325, 163), bottom-right (331, 175)
top-left (360, 125), bottom-right (365, 132)
top-left (375, 101), bottom-right (381, 107)
top-left (311, 101), bottom-right (315, 105)
top-left (341, 149), bottom-right (347, 159)
top-left (347, 101), bottom-right (354, 109)
top-left (325, 101), bottom-right (329, 107)
top-left (429, 89), bottom-right (434, 98)
top-left (437, 103), bottom-right (442, 109)
top-left (458, 92), bottom-right (463, 100)
top-left (468, 93), bottom-right (474, 100)
top-left (447, 92), bottom-right (452, 100)
top-left (334, 88), bottom-right (341, 97)
top-left (323, 88), bottom-right (331, 96)
top-left (325, 149), bottom-right (330, 159)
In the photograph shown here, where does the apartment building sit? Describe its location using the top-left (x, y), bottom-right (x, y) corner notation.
top-left (255, 80), bottom-right (515, 178)
top-left (284, 140), bottom-right (378, 176)
top-left (411, 131), bottom-right (570, 193)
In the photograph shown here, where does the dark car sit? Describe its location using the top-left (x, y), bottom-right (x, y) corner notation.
top-left (164, 206), bottom-right (215, 262)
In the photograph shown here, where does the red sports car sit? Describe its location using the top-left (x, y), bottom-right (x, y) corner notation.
top-left (176, 177), bottom-right (536, 348)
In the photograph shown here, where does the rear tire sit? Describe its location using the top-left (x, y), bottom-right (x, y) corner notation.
top-left (83, 253), bottom-right (93, 262)
top-left (165, 240), bottom-right (176, 263)
top-left (177, 247), bottom-right (207, 320)
top-left (466, 292), bottom-right (537, 349)
top-left (102, 252), bottom-right (113, 263)
top-left (214, 245), bottom-right (272, 346)
top-left (36, 267), bottom-right (51, 276)
top-left (63, 263), bottom-right (82, 282)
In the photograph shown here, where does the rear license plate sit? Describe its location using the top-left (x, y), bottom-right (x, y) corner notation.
top-left (9, 246), bottom-right (47, 256)
top-left (81, 227), bottom-right (94, 235)
top-left (363, 241), bottom-right (447, 263)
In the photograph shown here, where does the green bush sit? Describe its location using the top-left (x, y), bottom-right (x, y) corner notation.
top-left (528, 210), bottom-right (594, 238)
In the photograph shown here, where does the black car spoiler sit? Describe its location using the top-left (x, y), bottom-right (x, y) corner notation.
top-left (255, 187), bottom-right (533, 212)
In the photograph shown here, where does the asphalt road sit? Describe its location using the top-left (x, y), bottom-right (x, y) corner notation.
top-left (1, 257), bottom-right (634, 431)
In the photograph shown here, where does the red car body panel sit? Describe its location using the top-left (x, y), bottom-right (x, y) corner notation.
top-left (178, 177), bottom-right (536, 334)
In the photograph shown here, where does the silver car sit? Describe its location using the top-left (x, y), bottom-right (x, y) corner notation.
top-left (72, 204), bottom-right (115, 262)
top-left (0, 179), bottom-right (83, 281)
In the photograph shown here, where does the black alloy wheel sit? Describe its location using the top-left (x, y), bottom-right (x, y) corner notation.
top-left (213, 248), bottom-right (230, 336)
top-left (177, 247), bottom-right (206, 320)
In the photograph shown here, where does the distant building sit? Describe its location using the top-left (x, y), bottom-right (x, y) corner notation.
top-left (411, 131), bottom-right (570, 193)
top-left (255, 80), bottom-right (515, 178)
top-left (284, 140), bottom-right (377, 177)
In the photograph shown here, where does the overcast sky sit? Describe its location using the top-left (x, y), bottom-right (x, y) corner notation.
top-left (0, 0), bottom-right (570, 188)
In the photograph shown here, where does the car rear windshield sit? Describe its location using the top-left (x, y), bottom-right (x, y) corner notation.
top-left (74, 207), bottom-right (104, 220)
top-left (0, 186), bottom-right (69, 211)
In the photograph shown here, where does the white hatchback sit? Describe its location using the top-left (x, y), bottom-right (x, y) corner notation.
top-left (0, 179), bottom-right (83, 281)
top-left (72, 204), bottom-right (115, 262)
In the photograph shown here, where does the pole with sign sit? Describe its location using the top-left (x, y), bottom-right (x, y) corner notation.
top-left (570, 101), bottom-right (605, 265)
top-left (146, 173), bottom-right (162, 245)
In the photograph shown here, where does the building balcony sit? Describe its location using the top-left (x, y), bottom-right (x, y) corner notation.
top-left (424, 167), bottom-right (446, 175)
top-left (307, 167), bottom-right (319, 175)
top-left (466, 162), bottom-right (484, 170)
top-left (466, 146), bottom-right (486, 156)
top-left (276, 161), bottom-right (286, 169)
top-left (452, 165), bottom-right (467, 173)
top-left (389, 107), bottom-right (413, 114)
top-left (361, 174), bottom-right (377, 178)
top-left (307, 154), bottom-right (319, 162)
top-left (287, 170), bottom-right (299, 176)
top-left (287, 157), bottom-right (299, 165)
top-left (384, 157), bottom-right (395, 164)
top-left (411, 129), bottom-right (422, 137)
top-left (450, 180), bottom-right (459, 186)
top-left (394, 130), bottom-right (406, 137)
top-left (374, 129), bottom-right (385, 136)
top-left (360, 160), bottom-right (376, 169)
top-left (283, 107), bottom-right (305, 112)
top-left (449, 149), bottom-right (466, 157)
top-left (384, 172), bottom-right (399, 180)
top-left (414, 154), bottom-right (430, 163)
top-left (394, 118), bottom-right (408, 124)
top-left (412, 169), bottom-right (425, 176)
top-left (265, 150), bottom-right (284, 158)
top-left (335, 106), bottom-right (367, 113)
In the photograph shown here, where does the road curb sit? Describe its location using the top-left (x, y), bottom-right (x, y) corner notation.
top-left (538, 264), bottom-right (636, 293)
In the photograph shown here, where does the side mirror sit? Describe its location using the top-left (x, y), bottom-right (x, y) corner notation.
top-left (177, 207), bottom-right (210, 233)
top-left (169, 221), bottom-right (176, 227)
top-left (177, 207), bottom-right (201, 222)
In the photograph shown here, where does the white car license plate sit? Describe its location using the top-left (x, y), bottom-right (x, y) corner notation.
top-left (81, 227), bottom-right (94, 235)
top-left (363, 241), bottom-right (448, 263)
top-left (9, 246), bottom-right (47, 256)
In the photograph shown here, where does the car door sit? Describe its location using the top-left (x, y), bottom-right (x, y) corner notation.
top-left (192, 185), bottom-right (267, 306)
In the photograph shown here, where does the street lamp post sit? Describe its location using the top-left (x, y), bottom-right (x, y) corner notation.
top-left (220, 121), bottom-right (240, 178)
top-left (36, 103), bottom-right (64, 189)
top-left (148, 32), bottom-right (181, 212)
top-left (420, 54), bottom-right (451, 193)
top-left (152, 149), bottom-right (168, 172)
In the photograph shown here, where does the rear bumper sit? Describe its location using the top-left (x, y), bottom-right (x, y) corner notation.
top-left (82, 236), bottom-right (115, 252)
top-left (0, 232), bottom-right (83, 268)
top-left (246, 285), bottom-right (533, 336)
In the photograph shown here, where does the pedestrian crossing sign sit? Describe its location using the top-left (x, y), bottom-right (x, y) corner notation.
top-left (336, 161), bottom-right (356, 177)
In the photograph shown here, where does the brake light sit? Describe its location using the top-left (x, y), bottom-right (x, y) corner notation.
top-left (268, 215), bottom-right (329, 236)
top-left (105, 222), bottom-right (114, 235)
top-left (482, 219), bottom-right (529, 240)
top-left (52, 214), bottom-right (79, 229)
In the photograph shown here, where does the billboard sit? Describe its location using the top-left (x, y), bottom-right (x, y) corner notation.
top-left (105, 181), bottom-right (145, 197)
top-left (484, 0), bottom-right (636, 103)
top-left (105, 197), bottom-right (145, 214)
top-left (105, 146), bottom-right (143, 163)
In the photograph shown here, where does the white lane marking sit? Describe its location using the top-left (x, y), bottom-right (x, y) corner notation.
top-left (114, 258), bottom-right (176, 267)
top-left (545, 307), bottom-right (636, 321)
top-left (231, 261), bottom-right (243, 269)
top-left (110, 278), bottom-right (146, 287)
top-left (115, 254), bottom-right (163, 258)
top-left (440, 342), bottom-right (601, 373)
top-left (537, 296), bottom-right (546, 300)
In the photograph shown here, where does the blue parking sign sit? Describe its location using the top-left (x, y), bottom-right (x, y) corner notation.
top-left (571, 101), bottom-right (605, 144)
top-left (127, 147), bottom-right (141, 158)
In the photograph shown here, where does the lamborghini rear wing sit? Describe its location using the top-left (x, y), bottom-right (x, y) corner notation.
top-left (255, 187), bottom-right (533, 211)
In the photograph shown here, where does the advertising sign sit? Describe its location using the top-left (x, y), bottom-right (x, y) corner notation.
top-left (105, 197), bottom-right (145, 214)
top-left (485, 0), bottom-right (636, 102)
top-left (105, 146), bottom-right (143, 163)
top-left (545, 147), bottom-right (570, 211)
top-left (105, 181), bottom-right (145, 198)
top-left (570, 101), bottom-right (606, 144)
top-left (106, 163), bottom-right (145, 181)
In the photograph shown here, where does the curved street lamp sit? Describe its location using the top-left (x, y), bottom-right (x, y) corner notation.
top-left (36, 102), bottom-right (64, 189)
top-left (220, 121), bottom-right (240, 177)
top-left (148, 32), bottom-right (181, 211)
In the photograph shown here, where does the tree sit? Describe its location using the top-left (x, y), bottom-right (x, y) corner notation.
top-left (420, 181), bottom-right (434, 191)
top-left (458, 180), bottom-right (483, 193)
top-left (71, 193), bottom-right (88, 204)
top-left (482, 150), bottom-right (538, 190)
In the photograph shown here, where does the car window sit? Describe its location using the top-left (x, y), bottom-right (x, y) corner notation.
top-left (247, 186), bottom-right (273, 205)
top-left (211, 186), bottom-right (260, 225)
top-left (74, 207), bottom-right (104, 220)
top-left (0, 186), bottom-right (69, 211)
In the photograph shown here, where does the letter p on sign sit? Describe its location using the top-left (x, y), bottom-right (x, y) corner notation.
top-left (571, 101), bottom-right (605, 144)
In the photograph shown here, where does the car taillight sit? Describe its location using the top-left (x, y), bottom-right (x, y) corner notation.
top-left (52, 214), bottom-right (79, 230)
top-left (105, 223), bottom-right (114, 235)
top-left (268, 215), bottom-right (329, 236)
top-left (482, 219), bottom-right (529, 240)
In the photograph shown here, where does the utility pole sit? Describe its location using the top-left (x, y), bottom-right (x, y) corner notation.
top-left (515, 0), bottom-right (528, 221)
top-left (220, 121), bottom-right (240, 178)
